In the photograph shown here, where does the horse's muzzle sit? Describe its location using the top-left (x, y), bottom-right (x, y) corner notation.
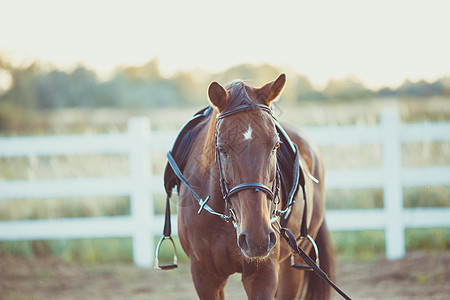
top-left (237, 229), bottom-right (277, 259)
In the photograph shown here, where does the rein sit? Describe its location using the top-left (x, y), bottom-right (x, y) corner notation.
top-left (157, 103), bottom-right (352, 299)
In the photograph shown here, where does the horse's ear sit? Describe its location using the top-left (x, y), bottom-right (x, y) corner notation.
top-left (258, 73), bottom-right (286, 105)
top-left (208, 81), bottom-right (228, 111)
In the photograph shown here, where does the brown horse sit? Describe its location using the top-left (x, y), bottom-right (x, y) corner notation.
top-left (176, 74), bottom-right (335, 299)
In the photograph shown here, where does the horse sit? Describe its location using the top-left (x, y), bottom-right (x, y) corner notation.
top-left (168, 74), bottom-right (335, 299)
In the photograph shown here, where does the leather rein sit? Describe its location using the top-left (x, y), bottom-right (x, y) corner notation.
top-left (157, 103), bottom-right (352, 300)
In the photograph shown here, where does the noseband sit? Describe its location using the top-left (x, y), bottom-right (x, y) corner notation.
top-left (215, 104), bottom-right (281, 227)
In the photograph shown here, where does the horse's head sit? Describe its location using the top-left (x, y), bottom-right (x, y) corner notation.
top-left (208, 74), bottom-right (286, 259)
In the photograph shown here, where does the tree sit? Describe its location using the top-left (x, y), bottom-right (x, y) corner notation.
top-left (119, 58), bottom-right (161, 82)
top-left (289, 74), bottom-right (324, 102)
top-left (0, 63), bottom-right (40, 109)
top-left (322, 75), bottom-right (373, 100)
top-left (33, 66), bottom-right (98, 108)
top-left (397, 79), bottom-right (444, 98)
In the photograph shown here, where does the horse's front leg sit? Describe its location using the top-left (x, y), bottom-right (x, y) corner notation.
top-left (190, 259), bottom-right (228, 300)
top-left (242, 260), bottom-right (278, 300)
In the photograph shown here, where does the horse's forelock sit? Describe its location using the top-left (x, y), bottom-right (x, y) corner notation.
top-left (224, 80), bottom-right (256, 109)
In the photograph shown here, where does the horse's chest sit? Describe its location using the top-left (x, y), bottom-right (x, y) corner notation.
top-left (179, 216), bottom-right (239, 262)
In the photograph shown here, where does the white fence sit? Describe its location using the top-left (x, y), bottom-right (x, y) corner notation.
top-left (315, 110), bottom-right (450, 260)
top-left (0, 110), bottom-right (449, 267)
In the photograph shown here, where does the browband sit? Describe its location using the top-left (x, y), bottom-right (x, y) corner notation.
top-left (217, 104), bottom-right (273, 119)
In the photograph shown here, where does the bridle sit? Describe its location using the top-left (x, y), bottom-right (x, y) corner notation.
top-left (215, 103), bottom-right (281, 228)
top-left (165, 103), bottom-right (292, 224)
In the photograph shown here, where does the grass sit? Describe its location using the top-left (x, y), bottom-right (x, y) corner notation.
top-left (0, 97), bottom-right (449, 262)
top-left (404, 186), bottom-right (450, 208)
top-left (405, 228), bottom-right (450, 251)
top-left (327, 189), bottom-right (384, 209)
top-left (0, 238), bottom-right (133, 263)
top-left (332, 230), bottom-right (386, 261)
top-left (0, 236), bottom-right (188, 265)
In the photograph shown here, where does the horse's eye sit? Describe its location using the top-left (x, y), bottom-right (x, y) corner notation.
top-left (219, 147), bottom-right (228, 158)
top-left (272, 142), bottom-right (281, 154)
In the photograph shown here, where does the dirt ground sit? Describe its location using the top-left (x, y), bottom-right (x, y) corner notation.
top-left (0, 251), bottom-right (448, 300)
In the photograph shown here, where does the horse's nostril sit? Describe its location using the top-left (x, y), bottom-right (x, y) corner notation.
top-left (268, 230), bottom-right (277, 250)
top-left (238, 233), bottom-right (249, 252)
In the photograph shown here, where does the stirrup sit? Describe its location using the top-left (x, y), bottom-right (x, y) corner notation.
top-left (290, 234), bottom-right (320, 270)
top-left (154, 236), bottom-right (178, 270)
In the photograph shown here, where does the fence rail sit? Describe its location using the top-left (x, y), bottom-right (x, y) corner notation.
top-left (0, 110), bottom-right (449, 267)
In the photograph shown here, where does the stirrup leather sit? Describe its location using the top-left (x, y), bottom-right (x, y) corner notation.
top-left (290, 234), bottom-right (320, 270)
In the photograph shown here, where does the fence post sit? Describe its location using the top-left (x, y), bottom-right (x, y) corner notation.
top-left (128, 117), bottom-right (154, 268)
top-left (381, 109), bottom-right (405, 260)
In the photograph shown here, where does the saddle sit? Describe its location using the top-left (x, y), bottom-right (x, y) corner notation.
top-left (163, 106), bottom-right (303, 227)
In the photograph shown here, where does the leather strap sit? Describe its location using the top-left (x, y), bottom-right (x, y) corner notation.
top-left (227, 182), bottom-right (275, 200)
top-left (217, 103), bottom-right (273, 119)
top-left (163, 195), bottom-right (172, 236)
top-left (167, 151), bottom-right (232, 221)
top-left (279, 227), bottom-right (352, 300)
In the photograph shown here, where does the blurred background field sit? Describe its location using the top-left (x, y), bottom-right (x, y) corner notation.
top-left (1, 62), bottom-right (449, 262)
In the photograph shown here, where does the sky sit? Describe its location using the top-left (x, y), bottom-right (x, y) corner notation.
top-left (1, 0), bottom-right (450, 89)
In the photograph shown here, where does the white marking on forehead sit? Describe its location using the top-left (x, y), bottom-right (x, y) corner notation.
top-left (243, 125), bottom-right (253, 141)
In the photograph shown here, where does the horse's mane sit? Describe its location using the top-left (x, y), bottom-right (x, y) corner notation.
top-left (201, 80), bottom-right (257, 171)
